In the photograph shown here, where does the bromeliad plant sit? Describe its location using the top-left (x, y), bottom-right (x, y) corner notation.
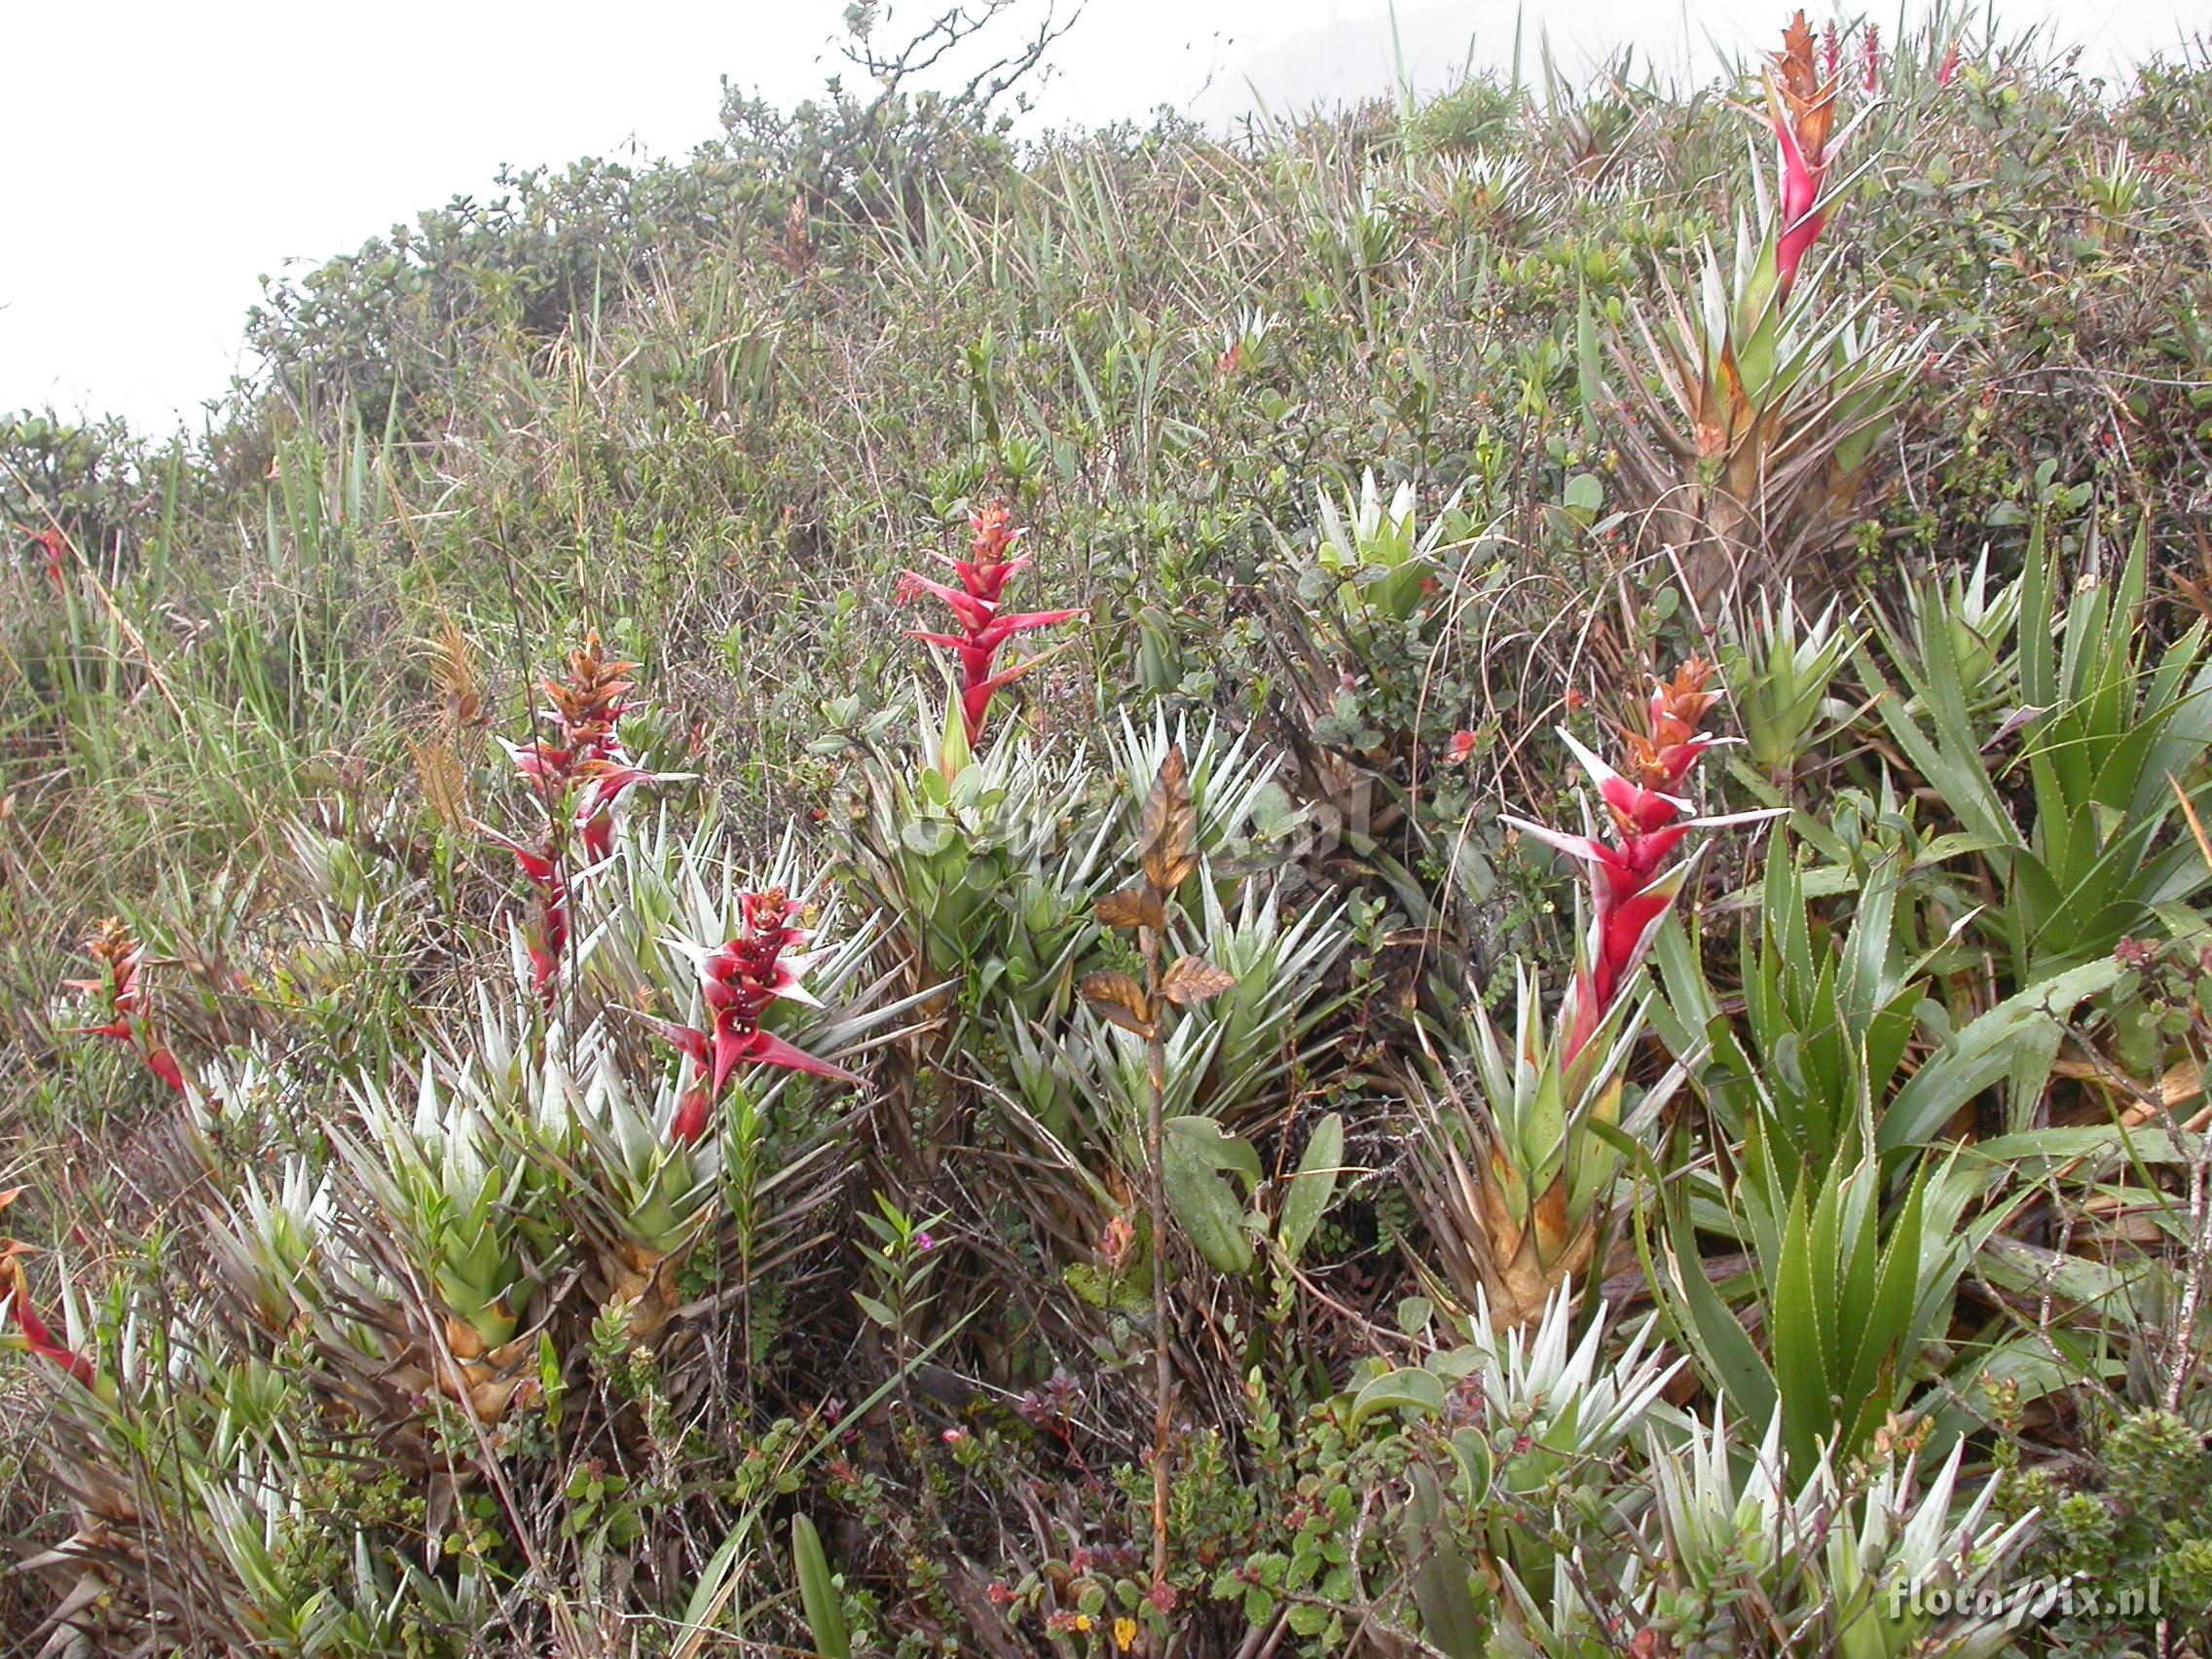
top-left (1357, 1286), bottom-right (1686, 1650)
top-left (336, 1065), bottom-right (557, 1424)
top-left (1445, 1288), bottom-right (1686, 1599)
top-left (1411, 659), bottom-right (1779, 1326)
top-left (900, 498), bottom-right (1083, 747)
top-left (564, 820), bottom-right (902, 1341)
top-left (1504, 1404), bottom-right (2034, 1658)
top-left (1308, 469), bottom-right (1464, 624)
top-left (1655, 837), bottom-right (1938, 1181)
top-left (1858, 517), bottom-right (2212, 990)
top-left (574, 820), bottom-right (907, 1341)
top-left (1599, 11), bottom-right (1924, 612)
top-left (843, 688), bottom-right (1115, 1018)
top-left (1721, 586), bottom-right (1860, 785)
top-left (1647, 1127), bottom-right (1988, 1483)
top-left (1007, 712), bottom-right (1350, 1144)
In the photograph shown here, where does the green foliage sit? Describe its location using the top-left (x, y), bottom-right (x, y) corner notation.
top-left (1722, 590), bottom-right (1860, 780)
top-left (793, 1512), bottom-right (855, 1659)
top-left (2006, 1408), bottom-right (2212, 1653)
top-left (1860, 516), bottom-right (2212, 985)
top-left (1161, 1115), bottom-right (1263, 1274)
top-left (1308, 469), bottom-right (1464, 624)
top-left (1657, 837), bottom-right (1938, 1179)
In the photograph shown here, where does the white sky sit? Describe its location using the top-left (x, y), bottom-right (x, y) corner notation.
top-left (3, 0), bottom-right (2197, 432)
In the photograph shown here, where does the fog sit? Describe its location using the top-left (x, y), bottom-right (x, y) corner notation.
top-left (2, 0), bottom-right (2196, 430)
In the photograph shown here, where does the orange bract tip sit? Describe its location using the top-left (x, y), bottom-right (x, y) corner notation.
top-left (1770, 10), bottom-right (1839, 160)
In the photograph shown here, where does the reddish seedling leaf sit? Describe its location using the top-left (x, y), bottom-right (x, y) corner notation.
top-left (1082, 971), bottom-right (1157, 1038)
top-left (1160, 955), bottom-right (1236, 1007)
top-left (1139, 746), bottom-right (1198, 897)
top-left (1095, 884), bottom-right (1165, 932)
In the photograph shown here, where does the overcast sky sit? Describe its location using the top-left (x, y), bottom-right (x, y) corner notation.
top-left (3, 0), bottom-right (2197, 432)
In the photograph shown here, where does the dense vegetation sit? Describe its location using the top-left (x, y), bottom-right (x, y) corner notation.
top-left (6, 5), bottom-right (2212, 1653)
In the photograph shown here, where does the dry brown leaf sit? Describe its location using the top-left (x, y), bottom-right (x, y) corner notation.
top-left (1082, 971), bottom-right (1157, 1038)
top-left (1530, 1175), bottom-right (1572, 1263)
top-left (1139, 746), bottom-right (1198, 896)
top-left (1159, 954), bottom-right (1236, 1007)
top-left (1095, 884), bottom-right (1164, 932)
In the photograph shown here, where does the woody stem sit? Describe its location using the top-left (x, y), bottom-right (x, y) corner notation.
top-left (1145, 914), bottom-right (1172, 1589)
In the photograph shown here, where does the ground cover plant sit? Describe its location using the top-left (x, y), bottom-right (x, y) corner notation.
top-left (6, 2), bottom-right (2212, 1653)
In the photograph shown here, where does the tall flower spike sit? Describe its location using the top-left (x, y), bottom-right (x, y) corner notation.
top-left (1769, 11), bottom-right (1842, 306)
top-left (483, 636), bottom-right (687, 1002)
top-left (900, 498), bottom-right (1084, 746)
top-left (61, 918), bottom-right (187, 1093)
top-left (1419, 661), bottom-right (1783, 1329)
top-left (1502, 660), bottom-right (1783, 1063)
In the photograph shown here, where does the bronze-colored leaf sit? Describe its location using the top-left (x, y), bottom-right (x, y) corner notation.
top-left (1081, 971), bottom-right (1156, 1038)
top-left (1139, 745), bottom-right (1198, 896)
top-left (2177, 572), bottom-right (2212, 628)
top-left (1094, 884), bottom-right (1165, 932)
top-left (1480, 1141), bottom-right (1524, 1258)
top-left (1159, 954), bottom-right (1236, 1007)
top-left (1530, 1175), bottom-right (1572, 1266)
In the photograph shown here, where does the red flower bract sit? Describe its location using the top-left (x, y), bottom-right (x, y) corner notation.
top-left (61, 917), bottom-right (190, 1096)
top-left (484, 636), bottom-right (685, 1003)
top-left (1769, 11), bottom-right (1843, 305)
top-left (1503, 658), bottom-right (1782, 1063)
top-left (900, 498), bottom-right (1083, 745)
top-left (646, 887), bottom-right (863, 1146)
top-left (22, 525), bottom-right (67, 594)
top-left (1, 1248), bottom-right (93, 1383)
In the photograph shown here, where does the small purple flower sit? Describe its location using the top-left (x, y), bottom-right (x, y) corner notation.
top-left (914, 1231), bottom-right (937, 1253)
